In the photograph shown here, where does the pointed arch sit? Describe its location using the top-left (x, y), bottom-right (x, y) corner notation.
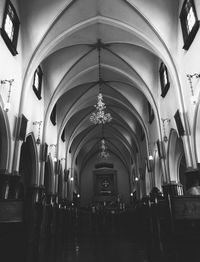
top-left (44, 155), bottom-right (54, 194)
top-left (167, 128), bottom-right (184, 182)
top-left (0, 100), bottom-right (11, 173)
top-left (194, 101), bottom-right (200, 163)
top-left (19, 132), bottom-right (38, 189)
top-left (154, 150), bottom-right (162, 191)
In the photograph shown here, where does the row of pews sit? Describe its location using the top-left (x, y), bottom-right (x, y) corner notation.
top-left (0, 180), bottom-right (74, 262)
top-left (136, 194), bottom-right (200, 261)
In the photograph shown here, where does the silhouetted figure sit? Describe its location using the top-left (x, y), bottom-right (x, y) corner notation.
top-left (150, 187), bottom-right (163, 201)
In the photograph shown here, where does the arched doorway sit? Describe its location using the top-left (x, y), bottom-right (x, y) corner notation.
top-left (194, 101), bottom-right (200, 163)
top-left (168, 129), bottom-right (184, 182)
top-left (19, 133), bottom-right (38, 192)
top-left (167, 128), bottom-right (186, 195)
top-left (0, 103), bottom-right (11, 173)
top-left (178, 154), bottom-right (187, 194)
top-left (44, 155), bottom-right (54, 195)
top-left (154, 150), bottom-right (162, 191)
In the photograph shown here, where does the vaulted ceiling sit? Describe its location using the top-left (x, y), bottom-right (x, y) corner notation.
top-left (19, 0), bottom-right (178, 172)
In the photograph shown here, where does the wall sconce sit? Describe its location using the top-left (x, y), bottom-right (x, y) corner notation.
top-left (148, 155), bottom-right (153, 161)
top-left (148, 142), bottom-right (153, 161)
top-left (61, 158), bottom-right (66, 166)
top-left (1, 79), bottom-right (14, 112)
top-left (161, 118), bottom-right (170, 143)
top-left (186, 73), bottom-right (200, 105)
top-left (33, 121), bottom-right (42, 145)
top-left (49, 144), bottom-right (57, 162)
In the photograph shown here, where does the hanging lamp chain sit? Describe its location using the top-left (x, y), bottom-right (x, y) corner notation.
top-left (89, 39), bottom-right (112, 125)
top-left (98, 40), bottom-right (102, 92)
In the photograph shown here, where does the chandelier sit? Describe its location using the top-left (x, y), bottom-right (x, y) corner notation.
top-left (98, 138), bottom-right (110, 160)
top-left (90, 39), bottom-right (112, 125)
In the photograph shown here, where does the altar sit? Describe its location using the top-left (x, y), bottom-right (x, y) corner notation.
top-left (93, 168), bottom-right (117, 203)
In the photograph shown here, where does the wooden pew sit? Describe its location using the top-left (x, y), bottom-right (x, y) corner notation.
top-left (152, 195), bottom-right (200, 258)
top-left (0, 199), bottom-right (23, 223)
top-left (170, 196), bottom-right (200, 240)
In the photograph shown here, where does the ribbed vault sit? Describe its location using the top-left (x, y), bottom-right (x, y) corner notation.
top-left (17, 0), bottom-right (180, 191)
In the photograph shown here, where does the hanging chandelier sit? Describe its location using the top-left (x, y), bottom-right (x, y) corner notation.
top-left (90, 93), bottom-right (112, 124)
top-left (98, 138), bottom-right (110, 160)
top-left (90, 39), bottom-right (112, 125)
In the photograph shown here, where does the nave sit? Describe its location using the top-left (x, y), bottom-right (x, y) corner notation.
top-left (1, 1), bottom-right (200, 261)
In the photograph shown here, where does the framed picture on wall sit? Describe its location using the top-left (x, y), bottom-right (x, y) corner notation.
top-left (18, 114), bottom-right (28, 141)
top-left (40, 143), bottom-right (48, 162)
top-left (147, 101), bottom-right (154, 124)
top-left (94, 171), bottom-right (117, 196)
top-left (156, 140), bottom-right (165, 159)
top-left (174, 110), bottom-right (185, 136)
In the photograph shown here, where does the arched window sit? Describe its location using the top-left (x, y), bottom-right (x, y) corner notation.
top-left (33, 66), bottom-right (43, 100)
top-left (159, 62), bottom-right (170, 98)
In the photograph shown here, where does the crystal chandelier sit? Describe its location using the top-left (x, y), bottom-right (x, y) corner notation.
top-left (90, 39), bottom-right (112, 125)
top-left (90, 93), bottom-right (112, 124)
top-left (98, 138), bottom-right (110, 160)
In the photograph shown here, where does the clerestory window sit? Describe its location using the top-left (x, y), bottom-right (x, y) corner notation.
top-left (1, 0), bottom-right (20, 55)
top-left (33, 66), bottom-right (43, 100)
top-left (159, 62), bottom-right (170, 98)
top-left (180, 0), bottom-right (199, 50)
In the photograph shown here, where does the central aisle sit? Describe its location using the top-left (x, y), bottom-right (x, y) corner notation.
top-left (38, 208), bottom-right (150, 262)
top-left (61, 233), bottom-right (148, 262)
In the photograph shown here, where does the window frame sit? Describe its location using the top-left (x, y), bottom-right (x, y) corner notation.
top-left (159, 62), bottom-right (170, 98)
top-left (180, 0), bottom-right (199, 50)
top-left (33, 66), bottom-right (43, 100)
top-left (0, 0), bottom-right (20, 56)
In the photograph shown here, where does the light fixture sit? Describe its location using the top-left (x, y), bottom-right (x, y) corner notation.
top-left (49, 144), bottom-right (57, 162)
top-left (90, 39), bottom-right (112, 125)
top-left (148, 155), bottom-right (153, 161)
top-left (148, 142), bottom-right (154, 170)
top-left (1, 79), bottom-right (14, 112)
top-left (33, 121), bottom-right (42, 145)
top-left (161, 118), bottom-right (170, 143)
top-left (186, 73), bottom-right (200, 105)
